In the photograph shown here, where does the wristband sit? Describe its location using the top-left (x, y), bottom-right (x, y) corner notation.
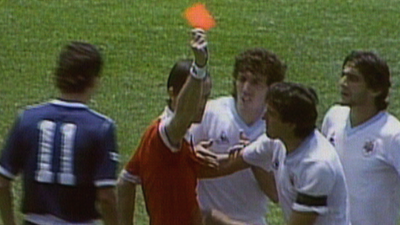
top-left (190, 62), bottom-right (207, 79)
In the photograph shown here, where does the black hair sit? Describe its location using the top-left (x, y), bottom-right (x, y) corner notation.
top-left (167, 59), bottom-right (193, 96)
top-left (266, 82), bottom-right (318, 138)
top-left (342, 51), bottom-right (391, 110)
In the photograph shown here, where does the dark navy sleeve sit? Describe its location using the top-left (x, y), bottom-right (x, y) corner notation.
top-left (0, 113), bottom-right (25, 180)
top-left (93, 120), bottom-right (119, 187)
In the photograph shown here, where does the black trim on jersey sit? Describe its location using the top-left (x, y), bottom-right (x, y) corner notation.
top-left (296, 192), bottom-right (327, 207)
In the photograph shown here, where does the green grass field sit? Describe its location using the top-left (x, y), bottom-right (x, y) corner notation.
top-left (1, 0), bottom-right (400, 224)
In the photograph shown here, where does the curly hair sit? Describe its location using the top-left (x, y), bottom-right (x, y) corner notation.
top-left (232, 48), bottom-right (286, 97)
top-left (55, 41), bottom-right (103, 93)
top-left (342, 51), bottom-right (391, 110)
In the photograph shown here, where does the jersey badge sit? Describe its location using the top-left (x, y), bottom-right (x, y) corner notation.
top-left (272, 159), bottom-right (280, 170)
top-left (328, 132), bottom-right (335, 146)
top-left (363, 139), bottom-right (375, 157)
top-left (216, 131), bottom-right (229, 144)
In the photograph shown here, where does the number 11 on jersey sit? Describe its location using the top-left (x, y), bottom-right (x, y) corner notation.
top-left (36, 120), bottom-right (77, 186)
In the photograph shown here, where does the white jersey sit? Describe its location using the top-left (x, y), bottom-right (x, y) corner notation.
top-left (190, 96), bottom-right (269, 225)
top-left (322, 105), bottom-right (400, 225)
top-left (243, 131), bottom-right (350, 225)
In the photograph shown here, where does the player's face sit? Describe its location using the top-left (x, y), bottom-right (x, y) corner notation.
top-left (339, 62), bottom-right (376, 107)
top-left (192, 77), bottom-right (212, 123)
top-left (236, 71), bottom-right (268, 112)
top-left (264, 104), bottom-right (290, 139)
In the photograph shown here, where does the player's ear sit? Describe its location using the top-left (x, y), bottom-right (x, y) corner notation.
top-left (287, 122), bottom-right (296, 133)
top-left (92, 76), bottom-right (100, 88)
top-left (369, 88), bottom-right (381, 97)
top-left (168, 86), bottom-right (175, 99)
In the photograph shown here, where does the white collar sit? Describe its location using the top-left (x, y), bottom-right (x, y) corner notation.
top-left (50, 99), bottom-right (88, 109)
top-left (159, 106), bottom-right (174, 120)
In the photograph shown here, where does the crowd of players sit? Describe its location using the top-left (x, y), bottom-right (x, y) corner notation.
top-left (0, 28), bottom-right (399, 225)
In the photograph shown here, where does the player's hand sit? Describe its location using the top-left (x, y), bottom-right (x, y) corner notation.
top-left (194, 140), bottom-right (218, 169)
top-left (239, 130), bottom-right (250, 147)
top-left (190, 28), bottom-right (208, 67)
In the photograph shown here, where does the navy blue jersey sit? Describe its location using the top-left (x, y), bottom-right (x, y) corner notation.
top-left (0, 99), bottom-right (118, 223)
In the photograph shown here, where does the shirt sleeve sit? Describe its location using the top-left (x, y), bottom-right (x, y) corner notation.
top-left (121, 150), bottom-right (142, 185)
top-left (242, 135), bottom-right (284, 172)
top-left (387, 133), bottom-right (400, 176)
top-left (158, 116), bottom-right (181, 153)
top-left (93, 120), bottom-right (119, 187)
top-left (321, 108), bottom-right (333, 137)
top-left (0, 112), bottom-right (25, 180)
top-left (292, 161), bottom-right (335, 215)
top-left (120, 169), bottom-right (142, 184)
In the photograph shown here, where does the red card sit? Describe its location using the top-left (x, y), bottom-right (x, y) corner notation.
top-left (184, 3), bottom-right (216, 31)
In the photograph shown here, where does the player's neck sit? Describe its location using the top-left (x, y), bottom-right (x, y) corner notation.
top-left (236, 104), bottom-right (264, 126)
top-left (350, 104), bottom-right (380, 128)
top-left (282, 135), bottom-right (304, 154)
top-left (59, 93), bottom-right (91, 104)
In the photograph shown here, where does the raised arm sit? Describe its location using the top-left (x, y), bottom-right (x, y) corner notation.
top-left (196, 141), bottom-right (250, 179)
top-left (166, 29), bottom-right (209, 147)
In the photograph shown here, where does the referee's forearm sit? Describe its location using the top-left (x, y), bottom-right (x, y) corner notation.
top-left (117, 178), bottom-right (137, 225)
top-left (97, 187), bottom-right (118, 225)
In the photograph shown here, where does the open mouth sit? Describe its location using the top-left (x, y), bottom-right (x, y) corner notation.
top-left (241, 96), bottom-right (251, 103)
top-left (340, 91), bottom-right (349, 98)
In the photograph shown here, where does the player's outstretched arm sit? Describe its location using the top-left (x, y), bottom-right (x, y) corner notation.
top-left (96, 187), bottom-right (118, 225)
top-left (117, 178), bottom-right (137, 225)
top-left (196, 141), bottom-right (250, 178)
top-left (0, 176), bottom-right (16, 225)
top-left (165, 28), bottom-right (209, 147)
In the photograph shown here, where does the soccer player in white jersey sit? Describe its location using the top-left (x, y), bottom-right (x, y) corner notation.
top-left (197, 82), bottom-right (350, 225)
top-left (190, 48), bottom-right (286, 225)
top-left (321, 51), bottom-right (400, 225)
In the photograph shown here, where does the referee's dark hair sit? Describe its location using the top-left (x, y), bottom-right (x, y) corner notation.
top-left (266, 82), bottom-right (319, 139)
top-left (167, 59), bottom-right (193, 96)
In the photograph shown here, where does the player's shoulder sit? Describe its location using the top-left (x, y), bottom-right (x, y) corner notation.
top-left (378, 112), bottom-right (400, 137)
top-left (205, 96), bottom-right (234, 112)
top-left (140, 119), bottom-right (164, 143)
top-left (86, 108), bottom-right (114, 125)
top-left (325, 105), bottom-right (349, 119)
top-left (303, 131), bottom-right (339, 164)
top-left (23, 101), bottom-right (52, 113)
top-left (17, 101), bottom-right (53, 122)
top-left (322, 105), bottom-right (349, 130)
top-left (250, 134), bottom-right (286, 155)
